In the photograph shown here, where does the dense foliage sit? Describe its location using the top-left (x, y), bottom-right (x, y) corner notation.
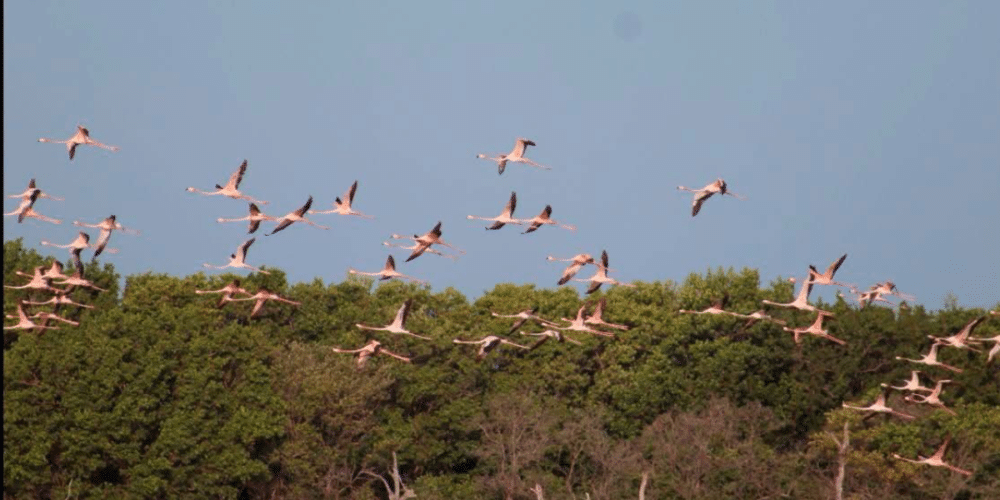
top-left (4, 239), bottom-right (999, 499)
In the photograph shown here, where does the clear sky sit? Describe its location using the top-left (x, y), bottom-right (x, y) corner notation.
top-left (4, 1), bottom-right (999, 309)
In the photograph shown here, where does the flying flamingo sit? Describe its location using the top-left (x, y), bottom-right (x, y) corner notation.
top-left (968, 334), bottom-right (999, 363)
top-left (585, 298), bottom-right (630, 330)
top-left (8, 179), bottom-right (63, 201)
top-left (491, 307), bottom-right (560, 335)
top-left (679, 293), bottom-right (736, 316)
top-left (74, 215), bottom-right (139, 258)
top-left (4, 302), bottom-right (59, 331)
top-left (26, 311), bottom-right (80, 327)
top-left (332, 340), bottom-right (411, 369)
top-left (734, 310), bottom-right (787, 333)
top-left (881, 371), bottom-right (934, 394)
top-left (356, 300), bottom-right (430, 340)
top-left (23, 292), bottom-right (94, 310)
top-left (38, 125), bottom-right (119, 160)
top-left (41, 231), bottom-right (117, 259)
top-left (676, 178), bottom-right (745, 217)
top-left (550, 305), bottom-right (616, 337)
top-left (4, 190), bottom-right (61, 225)
top-left (42, 260), bottom-right (70, 281)
top-left (203, 238), bottom-right (270, 275)
top-left (574, 250), bottom-right (635, 294)
top-left (349, 255), bottom-right (427, 284)
top-left (6, 266), bottom-right (63, 294)
top-left (53, 266), bottom-right (107, 292)
top-left (217, 203), bottom-right (276, 234)
top-left (903, 379), bottom-right (957, 415)
top-left (266, 196), bottom-right (329, 235)
top-left (762, 278), bottom-right (832, 315)
top-left (520, 329), bottom-right (583, 349)
top-left (896, 343), bottom-right (963, 373)
top-left (547, 254), bottom-right (598, 286)
top-left (520, 205), bottom-right (576, 234)
top-left (228, 287), bottom-right (301, 318)
top-left (392, 222), bottom-right (465, 262)
top-left (807, 253), bottom-right (855, 289)
top-left (476, 138), bottom-right (550, 175)
top-left (186, 160), bottom-right (268, 204)
top-left (892, 437), bottom-right (972, 476)
top-left (467, 191), bottom-right (522, 230)
top-left (382, 240), bottom-right (458, 260)
top-left (928, 316), bottom-right (986, 352)
top-left (841, 391), bottom-right (916, 420)
top-left (195, 279), bottom-right (252, 308)
top-left (782, 312), bottom-right (845, 345)
top-left (453, 335), bottom-right (531, 360)
top-left (870, 281), bottom-right (916, 302)
top-left (309, 180), bottom-right (374, 218)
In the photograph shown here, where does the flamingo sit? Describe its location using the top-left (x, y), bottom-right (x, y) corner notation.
top-left (584, 298), bottom-right (630, 330)
top-left (186, 160), bottom-right (268, 204)
top-left (393, 222), bottom-right (465, 262)
top-left (762, 278), bottom-right (832, 315)
top-left (903, 379), bottom-right (957, 415)
top-left (520, 205), bottom-right (576, 234)
top-left (547, 254), bottom-right (597, 286)
top-left (53, 266), bottom-right (107, 292)
top-left (734, 310), bottom-right (787, 333)
top-left (309, 180), bottom-right (374, 218)
top-left (74, 215), bottom-right (139, 258)
top-left (476, 138), bottom-right (550, 175)
top-left (349, 255), bottom-right (427, 284)
top-left (42, 260), bottom-right (70, 281)
top-left (491, 307), bottom-right (560, 335)
top-left (782, 312), bottom-right (845, 345)
top-left (679, 293), bottom-right (735, 316)
top-left (881, 371), bottom-right (934, 394)
top-left (453, 335), bottom-right (531, 360)
top-left (928, 316), bottom-right (986, 352)
top-left (4, 190), bottom-right (61, 225)
top-left (676, 178), bottom-right (745, 217)
top-left (8, 179), bottom-right (63, 201)
top-left (195, 279), bottom-right (252, 308)
top-left (6, 266), bottom-right (63, 294)
top-left (574, 250), bottom-right (635, 294)
top-left (23, 292), bottom-right (94, 310)
top-left (228, 287), bottom-right (301, 318)
top-left (266, 196), bottom-right (329, 235)
top-left (467, 191), bottom-right (522, 230)
top-left (520, 329), bottom-right (583, 349)
top-left (356, 299), bottom-right (430, 340)
top-left (27, 311), bottom-right (80, 327)
top-left (332, 340), bottom-right (411, 369)
top-left (892, 437), bottom-right (972, 476)
top-left (382, 241), bottom-right (458, 260)
top-left (841, 391), bottom-right (916, 420)
top-left (203, 238), bottom-right (270, 275)
top-left (41, 231), bottom-right (117, 259)
top-left (870, 281), bottom-right (916, 302)
top-left (4, 302), bottom-right (59, 331)
top-left (550, 305), bottom-right (616, 337)
top-left (217, 203), bottom-right (276, 234)
top-left (807, 253), bottom-right (855, 289)
top-left (896, 343), bottom-right (963, 373)
top-left (968, 334), bottom-right (999, 363)
top-left (38, 125), bottom-right (119, 160)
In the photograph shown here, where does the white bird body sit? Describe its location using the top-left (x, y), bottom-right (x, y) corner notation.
top-left (903, 379), bottom-right (956, 415)
top-left (5, 190), bottom-right (61, 225)
top-left (520, 205), bottom-right (575, 234)
top-left (892, 437), bottom-right (972, 476)
top-left (186, 160), bottom-right (268, 204)
top-left (228, 288), bottom-right (300, 318)
top-left (8, 179), bottom-right (63, 202)
top-left (267, 196), bottom-right (329, 235)
top-left (547, 254), bottom-right (597, 286)
top-left (382, 240), bottom-right (458, 260)
top-left (356, 300), bottom-right (430, 340)
top-left (842, 391), bottom-right (915, 420)
top-left (762, 278), bottom-right (832, 315)
top-left (676, 178), bottom-right (744, 216)
top-left (896, 343), bottom-right (963, 373)
top-left (6, 266), bottom-right (62, 293)
top-left (551, 305), bottom-right (616, 337)
top-left (573, 250), bottom-right (635, 294)
top-left (477, 138), bottom-right (550, 175)
top-left (807, 253), bottom-right (855, 289)
top-left (217, 203), bottom-right (276, 234)
top-left (332, 340), bottom-right (411, 368)
top-left (584, 298), bottom-right (630, 330)
top-left (968, 334), bottom-right (1000, 362)
top-left (453, 335), bottom-right (530, 360)
top-left (467, 192), bottom-right (523, 230)
top-left (4, 302), bottom-right (59, 331)
top-left (492, 308), bottom-right (560, 335)
top-left (38, 125), bottom-right (119, 160)
top-left (203, 238), bottom-right (269, 275)
top-left (73, 215), bottom-right (138, 258)
top-left (882, 371), bottom-right (934, 393)
top-left (349, 255), bottom-right (426, 284)
top-left (195, 279), bottom-right (253, 308)
top-left (520, 329), bottom-right (583, 349)
top-left (782, 312), bottom-right (845, 345)
top-left (309, 180), bottom-right (374, 218)
top-left (929, 316), bottom-right (986, 351)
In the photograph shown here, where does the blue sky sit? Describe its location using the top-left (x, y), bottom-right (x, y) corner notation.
top-left (4, 1), bottom-right (999, 309)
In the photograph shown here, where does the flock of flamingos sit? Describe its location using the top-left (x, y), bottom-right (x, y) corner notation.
top-left (5, 125), bottom-right (1000, 479)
